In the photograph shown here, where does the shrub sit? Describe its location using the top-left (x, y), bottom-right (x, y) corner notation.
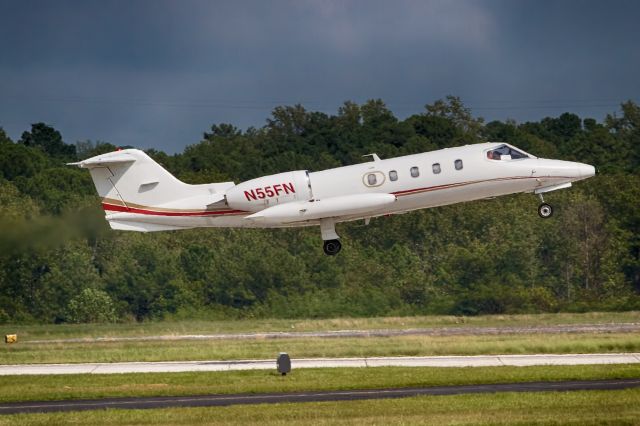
top-left (65, 288), bottom-right (117, 323)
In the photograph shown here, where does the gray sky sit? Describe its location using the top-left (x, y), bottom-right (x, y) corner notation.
top-left (1, 0), bottom-right (639, 153)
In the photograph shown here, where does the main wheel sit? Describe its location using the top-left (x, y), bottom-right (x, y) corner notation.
top-left (538, 203), bottom-right (553, 219)
top-left (323, 239), bottom-right (342, 256)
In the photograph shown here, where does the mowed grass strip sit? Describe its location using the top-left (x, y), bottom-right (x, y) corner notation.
top-left (4, 311), bottom-right (639, 341)
top-left (1, 332), bottom-right (639, 364)
top-left (2, 389), bottom-right (639, 425)
top-left (0, 364), bottom-right (638, 403)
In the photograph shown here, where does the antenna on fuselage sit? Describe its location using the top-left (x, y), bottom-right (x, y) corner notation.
top-left (363, 153), bottom-right (381, 162)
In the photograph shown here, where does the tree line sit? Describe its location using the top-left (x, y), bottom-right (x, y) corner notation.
top-left (0, 96), bottom-right (639, 323)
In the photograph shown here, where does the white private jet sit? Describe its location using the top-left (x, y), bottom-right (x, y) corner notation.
top-left (71, 143), bottom-right (595, 255)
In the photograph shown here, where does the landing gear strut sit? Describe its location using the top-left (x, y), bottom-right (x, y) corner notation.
top-left (537, 194), bottom-right (553, 219)
top-left (320, 219), bottom-right (342, 256)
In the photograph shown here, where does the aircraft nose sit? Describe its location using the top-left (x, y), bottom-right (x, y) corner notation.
top-left (577, 163), bottom-right (596, 179)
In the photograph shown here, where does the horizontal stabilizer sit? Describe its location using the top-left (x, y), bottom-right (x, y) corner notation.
top-left (68, 152), bottom-right (136, 168)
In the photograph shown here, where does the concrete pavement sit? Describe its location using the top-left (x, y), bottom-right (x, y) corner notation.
top-left (1, 353), bottom-right (639, 375)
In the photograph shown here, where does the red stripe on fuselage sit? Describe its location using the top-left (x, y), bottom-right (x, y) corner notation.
top-left (102, 203), bottom-right (247, 216)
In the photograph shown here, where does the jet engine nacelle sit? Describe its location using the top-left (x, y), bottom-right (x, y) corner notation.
top-left (226, 170), bottom-right (312, 212)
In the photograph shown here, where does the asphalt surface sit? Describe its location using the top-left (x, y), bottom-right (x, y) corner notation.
top-left (22, 322), bottom-right (640, 344)
top-left (1, 379), bottom-right (638, 414)
top-left (2, 353), bottom-right (639, 375)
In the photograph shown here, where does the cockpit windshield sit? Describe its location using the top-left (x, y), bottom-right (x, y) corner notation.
top-left (486, 144), bottom-right (529, 160)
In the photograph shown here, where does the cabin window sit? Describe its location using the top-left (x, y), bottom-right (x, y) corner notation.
top-left (363, 171), bottom-right (385, 187)
top-left (486, 144), bottom-right (529, 160)
top-left (432, 163), bottom-right (441, 174)
top-left (389, 170), bottom-right (398, 181)
top-left (454, 159), bottom-right (463, 170)
top-left (410, 166), bottom-right (419, 178)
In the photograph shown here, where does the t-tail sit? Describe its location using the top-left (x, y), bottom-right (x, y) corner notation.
top-left (69, 149), bottom-right (236, 231)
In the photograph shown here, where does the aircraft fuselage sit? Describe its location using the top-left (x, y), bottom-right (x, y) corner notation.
top-left (73, 142), bottom-right (596, 255)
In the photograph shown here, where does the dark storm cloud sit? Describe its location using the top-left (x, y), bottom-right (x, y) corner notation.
top-left (1, 0), bottom-right (639, 153)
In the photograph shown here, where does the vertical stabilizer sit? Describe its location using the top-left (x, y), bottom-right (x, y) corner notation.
top-left (69, 149), bottom-right (236, 231)
top-left (70, 149), bottom-right (198, 208)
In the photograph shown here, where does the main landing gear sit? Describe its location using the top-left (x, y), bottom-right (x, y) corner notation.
top-left (320, 219), bottom-right (342, 256)
top-left (537, 194), bottom-right (553, 219)
top-left (323, 239), bottom-right (342, 256)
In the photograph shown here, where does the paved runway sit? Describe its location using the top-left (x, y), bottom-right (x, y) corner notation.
top-left (1, 353), bottom-right (639, 375)
top-left (1, 379), bottom-right (639, 414)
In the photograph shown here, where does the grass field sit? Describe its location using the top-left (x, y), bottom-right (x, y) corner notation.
top-left (2, 389), bottom-right (639, 425)
top-left (1, 313), bottom-right (638, 424)
top-left (1, 312), bottom-right (639, 365)
top-left (1, 332), bottom-right (638, 364)
top-left (0, 364), bottom-right (638, 402)
top-left (3, 311), bottom-right (639, 341)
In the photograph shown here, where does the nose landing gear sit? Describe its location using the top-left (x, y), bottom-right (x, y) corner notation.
top-left (537, 194), bottom-right (553, 219)
top-left (538, 203), bottom-right (553, 218)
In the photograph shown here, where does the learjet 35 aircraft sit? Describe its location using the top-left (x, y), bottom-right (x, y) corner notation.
top-left (71, 143), bottom-right (595, 255)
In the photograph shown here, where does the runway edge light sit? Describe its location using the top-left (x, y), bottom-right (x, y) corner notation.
top-left (5, 334), bottom-right (17, 344)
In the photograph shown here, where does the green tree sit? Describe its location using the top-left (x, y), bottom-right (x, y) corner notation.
top-left (0, 127), bottom-right (12, 144)
top-left (0, 141), bottom-right (48, 180)
top-left (1, 100), bottom-right (640, 323)
top-left (75, 140), bottom-right (118, 160)
top-left (19, 123), bottom-right (76, 159)
top-left (424, 95), bottom-right (485, 140)
top-left (606, 101), bottom-right (640, 173)
top-left (65, 288), bottom-right (117, 323)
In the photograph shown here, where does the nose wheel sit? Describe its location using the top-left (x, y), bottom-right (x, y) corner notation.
top-left (538, 203), bottom-right (553, 218)
top-left (536, 193), bottom-right (553, 219)
top-left (323, 239), bottom-right (342, 256)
